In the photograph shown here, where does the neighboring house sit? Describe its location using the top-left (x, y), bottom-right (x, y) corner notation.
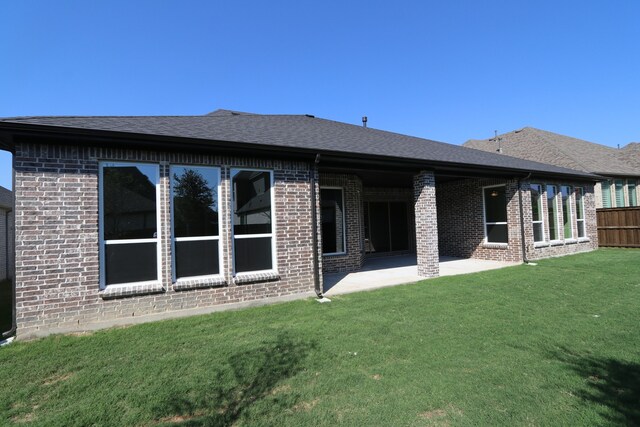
top-left (465, 127), bottom-right (640, 208)
top-left (0, 185), bottom-right (13, 282)
top-left (620, 142), bottom-right (640, 170)
top-left (0, 110), bottom-right (599, 338)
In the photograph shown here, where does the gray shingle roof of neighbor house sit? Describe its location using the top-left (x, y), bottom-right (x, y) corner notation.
top-left (464, 127), bottom-right (640, 177)
top-left (620, 142), bottom-right (640, 169)
top-left (0, 185), bottom-right (12, 210)
top-left (0, 110), bottom-right (598, 180)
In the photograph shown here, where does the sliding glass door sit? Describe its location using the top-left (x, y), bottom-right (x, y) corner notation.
top-left (364, 201), bottom-right (409, 254)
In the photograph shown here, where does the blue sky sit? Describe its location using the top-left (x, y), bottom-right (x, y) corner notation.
top-left (1, 1), bottom-right (639, 190)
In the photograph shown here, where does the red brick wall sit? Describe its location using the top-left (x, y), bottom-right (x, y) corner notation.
top-left (13, 142), bottom-right (316, 338)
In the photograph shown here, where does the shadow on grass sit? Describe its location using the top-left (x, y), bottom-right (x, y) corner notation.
top-left (548, 346), bottom-right (640, 425)
top-left (154, 332), bottom-right (315, 426)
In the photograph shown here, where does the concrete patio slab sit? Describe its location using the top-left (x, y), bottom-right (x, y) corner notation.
top-left (323, 254), bottom-right (519, 296)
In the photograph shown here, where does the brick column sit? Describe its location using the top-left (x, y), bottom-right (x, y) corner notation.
top-left (414, 171), bottom-right (439, 277)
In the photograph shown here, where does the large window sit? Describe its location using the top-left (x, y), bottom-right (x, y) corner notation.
top-left (171, 166), bottom-right (221, 280)
top-left (614, 179), bottom-right (626, 207)
top-left (547, 185), bottom-right (559, 241)
top-left (231, 169), bottom-right (274, 273)
top-left (560, 185), bottom-right (574, 239)
top-left (321, 188), bottom-right (346, 254)
top-left (100, 163), bottom-right (159, 287)
top-left (483, 185), bottom-right (508, 244)
top-left (530, 184), bottom-right (545, 242)
top-left (629, 180), bottom-right (638, 207)
top-left (575, 187), bottom-right (586, 238)
top-left (601, 181), bottom-right (612, 208)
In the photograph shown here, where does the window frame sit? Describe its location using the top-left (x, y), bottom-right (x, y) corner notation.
top-left (230, 168), bottom-right (277, 276)
top-left (170, 165), bottom-right (223, 282)
top-left (546, 184), bottom-right (561, 242)
top-left (614, 179), bottom-right (626, 207)
top-left (98, 161), bottom-right (162, 290)
top-left (601, 180), bottom-right (612, 208)
top-left (320, 186), bottom-right (347, 256)
top-left (575, 187), bottom-right (587, 239)
top-left (560, 185), bottom-right (575, 240)
top-left (628, 180), bottom-right (638, 207)
top-left (530, 183), bottom-right (546, 243)
top-left (482, 184), bottom-right (509, 245)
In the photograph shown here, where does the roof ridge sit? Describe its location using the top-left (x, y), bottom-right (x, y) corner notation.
top-left (206, 109), bottom-right (317, 118)
top-left (0, 114), bottom-right (210, 121)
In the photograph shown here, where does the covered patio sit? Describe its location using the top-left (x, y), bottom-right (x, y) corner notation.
top-left (323, 254), bottom-right (519, 296)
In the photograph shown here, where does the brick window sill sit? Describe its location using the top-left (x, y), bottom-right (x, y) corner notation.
top-left (534, 238), bottom-right (589, 249)
top-left (233, 271), bottom-right (280, 285)
top-left (482, 242), bottom-right (508, 249)
top-left (174, 275), bottom-right (227, 291)
top-left (99, 282), bottom-right (165, 299)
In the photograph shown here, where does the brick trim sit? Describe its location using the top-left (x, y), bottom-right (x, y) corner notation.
top-left (99, 283), bottom-right (165, 299)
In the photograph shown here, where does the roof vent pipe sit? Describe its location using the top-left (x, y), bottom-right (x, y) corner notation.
top-left (362, 116), bottom-right (368, 128)
top-left (494, 130), bottom-right (502, 153)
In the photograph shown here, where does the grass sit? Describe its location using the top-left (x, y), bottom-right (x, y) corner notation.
top-left (0, 248), bottom-right (639, 426)
top-left (0, 278), bottom-right (12, 335)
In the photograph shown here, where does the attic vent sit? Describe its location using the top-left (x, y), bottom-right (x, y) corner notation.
top-left (305, 114), bottom-right (315, 118)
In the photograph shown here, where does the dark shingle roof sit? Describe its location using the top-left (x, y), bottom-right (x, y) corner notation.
top-left (0, 110), bottom-right (597, 179)
top-left (465, 127), bottom-right (639, 177)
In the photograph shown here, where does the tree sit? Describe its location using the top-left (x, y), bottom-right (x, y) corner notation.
top-left (173, 169), bottom-right (217, 236)
top-left (173, 169), bottom-right (215, 208)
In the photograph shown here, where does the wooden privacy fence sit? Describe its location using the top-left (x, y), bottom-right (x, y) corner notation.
top-left (596, 207), bottom-right (640, 248)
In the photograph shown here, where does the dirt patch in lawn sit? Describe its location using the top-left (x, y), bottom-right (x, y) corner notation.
top-left (293, 398), bottom-right (319, 412)
top-left (42, 372), bottom-right (75, 386)
top-left (418, 405), bottom-right (463, 425)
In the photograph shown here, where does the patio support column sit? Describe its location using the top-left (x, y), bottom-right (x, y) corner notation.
top-left (413, 171), bottom-right (439, 277)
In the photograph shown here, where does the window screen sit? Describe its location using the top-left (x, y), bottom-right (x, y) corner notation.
top-left (483, 186), bottom-right (508, 243)
top-left (232, 170), bottom-right (274, 273)
top-left (101, 163), bottom-right (159, 286)
top-left (171, 166), bottom-right (220, 279)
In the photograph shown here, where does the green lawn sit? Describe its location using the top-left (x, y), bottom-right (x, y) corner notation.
top-left (0, 279), bottom-right (11, 335)
top-left (1, 248), bottom-right (639, 426)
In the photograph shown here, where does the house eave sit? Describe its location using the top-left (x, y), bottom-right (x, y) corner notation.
top-left (0, 121), bottom-right (598, 182)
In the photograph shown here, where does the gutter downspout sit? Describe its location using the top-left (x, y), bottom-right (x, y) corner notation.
top-left (517, 173), bottom-right (532, 264)
top-left (2, 207), bottom-right (15, 340)
top-left (310, 154), bottom-right (323, 298)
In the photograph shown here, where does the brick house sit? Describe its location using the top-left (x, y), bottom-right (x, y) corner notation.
top-left (465, 127), bottom-right (640, 208)
top-left (0, 110), bottom-right (599, 338)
